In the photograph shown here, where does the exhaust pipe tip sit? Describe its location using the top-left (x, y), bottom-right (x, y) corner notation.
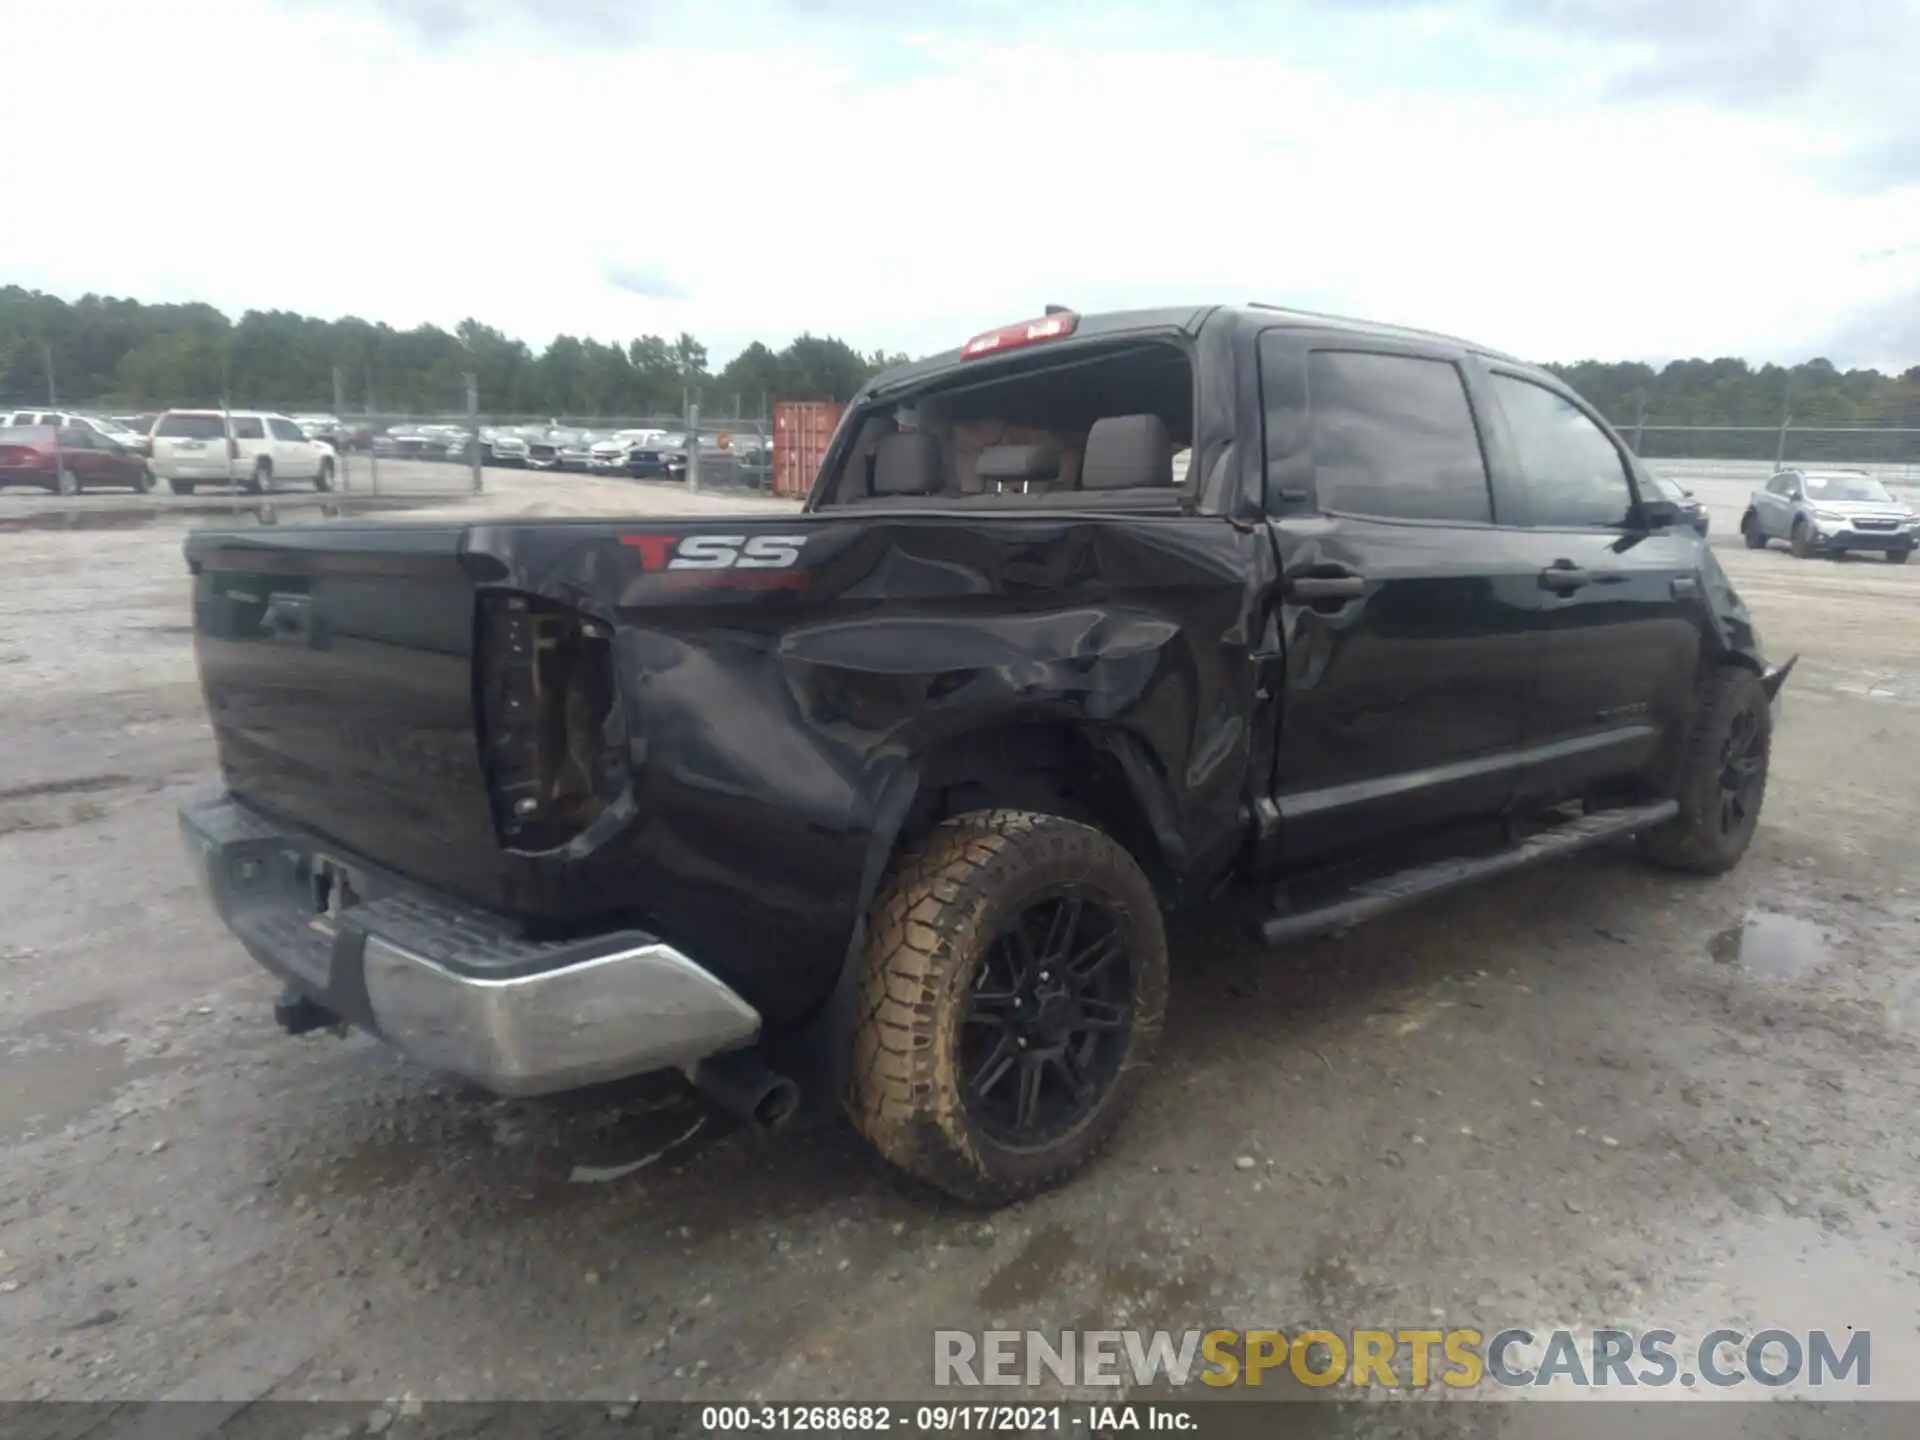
top-left (688, 1051), bottom-right (802, 1133)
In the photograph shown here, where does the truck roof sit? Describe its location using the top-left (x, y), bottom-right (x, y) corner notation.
top-left (864, 302), bottom-right (1526, 396)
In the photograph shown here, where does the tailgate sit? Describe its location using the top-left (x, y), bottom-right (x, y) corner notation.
top-left (186, 523), bottom-right (506, 907)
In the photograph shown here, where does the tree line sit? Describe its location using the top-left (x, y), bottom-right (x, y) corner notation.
top-left (0, 286), bottom-right (909, 420)
top-left (3, 285), bottom-right (1918, 449)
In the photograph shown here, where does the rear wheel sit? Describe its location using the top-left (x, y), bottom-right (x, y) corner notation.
top-left (315, 458), bottom-right (335, 493)
top-left (135, 465), bottom-right (156, 494)
top-left (1741, 511), bottom-right (1767, 549)
top-left (1790, 519), bottom-right (1815, 559)
top-left (1640, 666), bottom-right (1771, 875)
top-left (244, 459), bottom-right (272, 495)
top-left (847, 810), bottom-right (1168, 1206)
top-left (1889, 548), bottom-right (1911, 565)
top-left (168, 478), bottom-right (196, 496)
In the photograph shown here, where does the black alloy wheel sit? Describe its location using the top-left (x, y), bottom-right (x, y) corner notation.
top-left (1716, 701), bottom-right (1765, 839)
top-left (958, 890), bottom-right (1133, 1148)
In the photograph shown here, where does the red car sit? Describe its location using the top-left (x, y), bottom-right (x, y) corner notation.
top-left (0, 424), bottom-right (156, 495)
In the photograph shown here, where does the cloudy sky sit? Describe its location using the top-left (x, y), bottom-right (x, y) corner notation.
top-left (8, 0), bottom-right (1918, 369)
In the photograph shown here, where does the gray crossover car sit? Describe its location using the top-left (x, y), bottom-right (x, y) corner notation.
top-left (1741, 467), bottom-right (1918, 562)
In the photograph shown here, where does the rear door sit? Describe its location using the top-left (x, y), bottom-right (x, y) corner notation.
top-left (56, 425), bottom-right (105, 485)
top-left (1259, 331), bottom-right (1544, 861)
top-left (1472, 365), bottom-right (1704, 807)
top-left (230, 414), bottom-right (268, 474)
top-left (81, 418), bottom-right (143, 485)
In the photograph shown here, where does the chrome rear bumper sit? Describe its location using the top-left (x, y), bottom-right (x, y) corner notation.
top-left (179, 790), bottom-right (759, 1096)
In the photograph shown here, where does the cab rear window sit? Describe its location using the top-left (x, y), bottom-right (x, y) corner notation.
top-left (155, 414), bottom-right (228, 440)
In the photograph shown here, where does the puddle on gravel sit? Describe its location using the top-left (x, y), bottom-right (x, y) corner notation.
top-left (1708, 912), bottom-right (1833, 980)
top-left (0, 497), bottom-right (423, 533)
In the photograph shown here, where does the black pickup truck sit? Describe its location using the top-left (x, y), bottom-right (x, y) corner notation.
top-left (179, 304), bottom-right (1791, 1204)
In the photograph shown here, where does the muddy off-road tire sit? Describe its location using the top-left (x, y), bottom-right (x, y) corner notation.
top-left (1640, 666), bottom-right (1772, 875)
top-left (847, 809), bottom-right (1168, 1206)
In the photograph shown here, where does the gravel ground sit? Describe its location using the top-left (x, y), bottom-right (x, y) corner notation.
top-left (2, 471), bottom-right (1919, 1415)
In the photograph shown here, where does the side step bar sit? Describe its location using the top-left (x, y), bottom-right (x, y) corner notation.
top-left (1258, 800), bottom-right (1679, 947)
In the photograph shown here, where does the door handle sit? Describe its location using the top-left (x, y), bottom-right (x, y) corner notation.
top-left (1285, 573), bottom-right (1367, 601)
top-left (1538, 563), bottom-right (1590, 594)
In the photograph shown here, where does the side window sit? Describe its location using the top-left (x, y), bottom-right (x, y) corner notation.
top-left (1488, 374), bottom-right (1634, 528)
top-left (58, 427), bottom-right (93, 449)
top-left (1305, 350), bottom-right (1493, 523)
top-left (231, 416), bottom-right (266, 441)
top-left (268, 418), bottom-right (303, 441)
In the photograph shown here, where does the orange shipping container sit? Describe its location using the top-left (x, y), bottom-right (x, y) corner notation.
top-left (772, 400), bottom-right (847, 499)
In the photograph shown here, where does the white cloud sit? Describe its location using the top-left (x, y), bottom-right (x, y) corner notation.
top-left (4, 0), bottom-right (1916, 367)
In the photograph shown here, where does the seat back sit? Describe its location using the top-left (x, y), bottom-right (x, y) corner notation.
top-left (871, 429), bottom-right (942, 495)
top-left (1081, 414), bottom-right (1173, 490)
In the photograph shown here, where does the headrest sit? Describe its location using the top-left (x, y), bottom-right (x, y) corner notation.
top-left (975, 441), bottom-right (1061, 486)
top-left (872, 429), bottom-right (941, 495)
top-left (1082, 414), bottom-right (1173, 490)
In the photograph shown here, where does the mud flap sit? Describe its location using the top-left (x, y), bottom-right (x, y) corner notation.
top-left (1762, 654), bottom-right (1796, 722)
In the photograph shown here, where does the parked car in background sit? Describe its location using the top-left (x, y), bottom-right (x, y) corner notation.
top-left (112, 413), bottom-right (164, 448)
top-left (293, 414), bottom-right (353, 450)
top-left (1646, 471), bottom-right (1709, 535)
top-left (558, 431), bottom-right (602, 471)
top-left (622, 432), bottom-right (679, 478)
top-left (3, 410), bottom-right (151, 459)
top-left (0, 422), bottom-right (155, 494)
top-left (527, 428), bottom-right (591, 471)
top-left (374, 424), bottom-right (443, 460)
top-left (148, 410), bottom-right (337, 495)
top-left (588, 429), bottom-right (668, 474)
top-left (417, 425), bottom-right (474, 462)
top-left (479, 427), bottom-right (521, 466)
top-left (1741, 467), bottom-right (1919, 561)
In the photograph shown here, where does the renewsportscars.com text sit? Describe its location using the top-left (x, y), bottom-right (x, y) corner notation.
top-left (933, 1327), bottom-right (1871, 1392)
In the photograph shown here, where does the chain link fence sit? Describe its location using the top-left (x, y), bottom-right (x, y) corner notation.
top-left (206, 391), bottom-right (774, 499)
top-left (1620, 424), bottom-right (1920, 485)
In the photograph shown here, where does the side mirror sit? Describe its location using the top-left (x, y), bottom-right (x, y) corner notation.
top-left (1639, 497), bottom-right (1684, 529)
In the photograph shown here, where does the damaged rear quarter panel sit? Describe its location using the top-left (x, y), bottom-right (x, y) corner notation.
top-left (465, 512), bottom-right (1265, 1025)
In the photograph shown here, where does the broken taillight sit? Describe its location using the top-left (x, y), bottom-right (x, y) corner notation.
top-left (960, 311), bottom-right (1079, 359)
top-left (475, 592), bottom-right (622, 851)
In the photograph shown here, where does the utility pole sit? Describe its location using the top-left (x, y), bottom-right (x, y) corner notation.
top-left (365, 366), bottom-right (381, 496)
top-left (40, 340), bottom-right (56, 406)
top-left (1775, 378), bottom-right (1795, 472)
top-left (686, 395), bottom-right (701, 491)
top-left (1631, 388), bottom-right (1648, 454)
top-left (465, 371), bottom-right (482, 495)
top-left (333, 365), bottom-right (349, 492)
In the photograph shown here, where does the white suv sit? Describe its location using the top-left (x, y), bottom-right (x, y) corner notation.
top-left (149, 410), bottom-right (337, 496)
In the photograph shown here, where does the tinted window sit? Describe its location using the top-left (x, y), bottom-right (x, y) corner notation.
top-left (1306, 351), bottom-right (1491, 523)
top-left (58, 427), bottom-right (93, 449)
top-left (155, 413), bottom-right (229, 440)
top-left (268, 418), bottom-right (304, 441)
top-left (231, 416), bottom-right (266, 440)
top-left (1767, 474), bottom-right (1795, 496)
top-left (1489, 375), bottom-right (1634, 528)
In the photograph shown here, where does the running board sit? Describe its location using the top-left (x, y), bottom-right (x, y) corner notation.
top-left (1257, 800), bottom-right (1679, 947)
